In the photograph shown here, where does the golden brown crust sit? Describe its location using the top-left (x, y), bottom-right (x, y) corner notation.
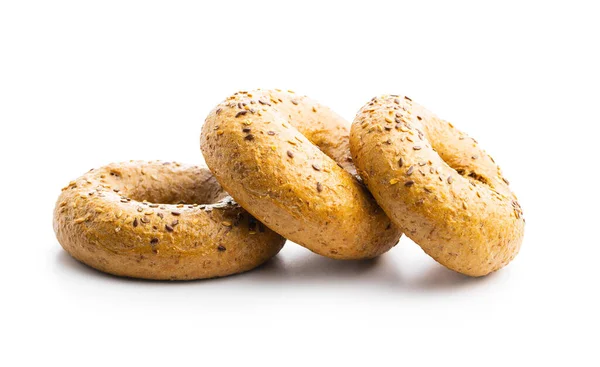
top-left (350, 95), bottom-right (524, 276)
top-left (201, 90), bottom-right (401, 259)
top-left (53, 161), bottom-right (285, 280)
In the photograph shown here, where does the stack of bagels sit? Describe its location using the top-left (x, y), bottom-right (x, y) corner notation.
top-left (53, 89), bottom-right (524, 280)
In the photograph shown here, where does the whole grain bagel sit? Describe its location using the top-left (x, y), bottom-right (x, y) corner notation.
top-left (350, 95), bottom-right (524, 276)
top-left (201, 90), bottom-right (401, 259)
top-left (53, 161), bottom-right (285, 280)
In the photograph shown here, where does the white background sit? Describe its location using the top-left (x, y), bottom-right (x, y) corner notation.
top-left (1, 1), bottom-right (599, 366)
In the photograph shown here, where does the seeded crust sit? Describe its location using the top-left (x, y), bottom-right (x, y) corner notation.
top-left (53, 161), bottom-right (285, 280)
top-left (201, 90), bottom-right (402, 259)
top-left (350, 95), bottom-right (524, 276)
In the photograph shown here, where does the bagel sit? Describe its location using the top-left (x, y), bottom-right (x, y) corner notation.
top-left (350, 95), bottom-right (524, 276)
top-left (53, 161), bottom-right (285, 280)
top-left (201, 90), bottom-right (401, 259)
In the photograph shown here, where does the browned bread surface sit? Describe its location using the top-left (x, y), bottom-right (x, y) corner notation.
top-left (350, 95), bottom-right (524, 276)
top-left (201, 90), bottom-right (401, 259)
top-left (53, 161), bottom-right (285, 280)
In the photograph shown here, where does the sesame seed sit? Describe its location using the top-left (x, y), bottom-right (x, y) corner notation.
top-left (217, 245), bottom-right (226, 252)
top-left (150, 238), bottom-right (159, 245)
top-left (235, 110), bottom-right (248, 118)
top-left (398, 158), bottom-right (404, 167)
top-left (407, 166), bottom-right (414, 176)
top-left (171, 211), bottom-right (181, 216)
top-left (74, 216), bottom-right (88, 224)
top-left (312, 164), bottom-right (321, 171)
top-left (165, 225), bottom-right (174, 232)
top-left (242, 127), bottom-right (251, 133)
top-left (447, 176), bottom-right (453, 184)
top-left (405, 180), bottom-right (415, 187)
top-left (267, 131), bottom-right (276, 135)
top-left (244, 134), bottom-right (254, 141)
top-left (287, 150), bottom-right (294, 158)
top-left (133, 218), bottom-right (139, 227)
top-left (413, 145), bottom-right (422, 150)
top-left (316, 182), bottom-right (323, 192)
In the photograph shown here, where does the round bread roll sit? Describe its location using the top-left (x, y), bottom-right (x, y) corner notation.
top-left (53, 161), bottom-right (285, 280)
top-left (201, 90), bottom-right (401, 259)
top-left (350, 95), bottom-right (524, 276)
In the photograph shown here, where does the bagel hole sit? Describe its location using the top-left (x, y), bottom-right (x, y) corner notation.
top-left (124, 175), bottom-right (228, 206)
top-left (453, 168), bottom-right (490, 186)
top-left (466, 171), bottom-right (489, 185)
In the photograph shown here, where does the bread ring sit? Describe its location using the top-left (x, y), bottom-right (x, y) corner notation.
top-left (53, 161), bottom-right (285, 280)
top-left (201, 90), bottom-right (401, 259)
top-left (350, 95), bottom-right (524, 276)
